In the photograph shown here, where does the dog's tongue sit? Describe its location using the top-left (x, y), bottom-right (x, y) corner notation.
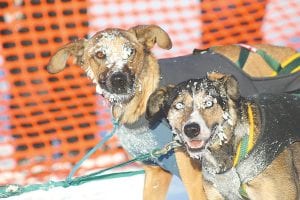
top-left (189, 140), bottom-right (205, 149)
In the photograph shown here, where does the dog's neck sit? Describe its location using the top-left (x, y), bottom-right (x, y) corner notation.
top-left (233, 99), bottom-right (260, 148)
top-left (112, 54), bottom-right (160, 125)
top-left (203, 98), bottom-right (261, 174)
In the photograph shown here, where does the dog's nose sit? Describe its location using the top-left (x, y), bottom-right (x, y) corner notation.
top-left (110, 72), bottom-right (127, 89)
top-left (184, 123), bottom-right (200, 138)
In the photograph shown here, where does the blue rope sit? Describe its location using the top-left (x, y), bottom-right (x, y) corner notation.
top-left (66, 119), bottom-right (119, 184)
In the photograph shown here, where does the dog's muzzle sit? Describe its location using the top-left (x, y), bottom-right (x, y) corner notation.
top-left (110, 72), bottom-right (128, 93)
top-left (100, 69), bottom-right (135, 95)
top-left (184, 122), bottom-right (200, 138)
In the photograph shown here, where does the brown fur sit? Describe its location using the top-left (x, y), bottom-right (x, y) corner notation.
top-left (47, 24), bottom-right (297, 200)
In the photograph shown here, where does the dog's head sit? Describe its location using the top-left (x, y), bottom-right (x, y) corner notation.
top-left (147, 72), bottom-right (241, 159)
top-left (47, 25), bottom-right (172, 104)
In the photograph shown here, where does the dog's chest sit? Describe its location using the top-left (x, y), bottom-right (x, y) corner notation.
top-left (116, 122), bottom-right (180, 177)
top-left (117, 125), bottom-right (158, 158)
top-left (203, 167), bottom-right (243, 200)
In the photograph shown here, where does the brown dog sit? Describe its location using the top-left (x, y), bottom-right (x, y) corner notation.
top-left (147, 72), bottom-right (300, 199)
top-left (47, 24), bottom-right (298, 200)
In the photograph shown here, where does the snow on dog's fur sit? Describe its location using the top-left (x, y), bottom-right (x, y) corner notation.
top-left (147, 72), bottom-right (300, 200)
top-left (47, 24), bottom-right (299, 200)
top-left (46, 25), bottom-right (208, 200)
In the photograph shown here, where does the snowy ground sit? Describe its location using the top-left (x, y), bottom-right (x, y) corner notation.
top-left (7, 172), bottom-right (189, 200)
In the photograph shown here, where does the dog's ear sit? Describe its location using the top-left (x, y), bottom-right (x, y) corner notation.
top-left (47, 39), bottom-right (85, 74)
top-left (223, 75), bottom-right (240, 101)
top-left (207, 72), bottom-right (240, 100)
top-left (128, 25), bottom-right (172, 50)
top-left (146, 85), bottom-right (174, 126)
top-left (206, 71), bottom-right (227, 81)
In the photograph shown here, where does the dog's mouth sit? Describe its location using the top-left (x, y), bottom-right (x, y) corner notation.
top-left (181, 122), bottom-right (208, 152)
top-left (175, 122), bottom-right (215, 159)
top-left (181, 137), bottom-right (208, 159)
top-left (186, 139), bottom-right (206, 151)
top-left (176, 132), bottom-right (208, 159)
top-left (98, 70), bottom-right (136, 103)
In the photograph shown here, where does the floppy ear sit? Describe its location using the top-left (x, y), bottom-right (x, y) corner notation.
top-left (128, 25), bottom-right (172, 50)
top-left (146, 85), bottom-right (174, 125)
top-left (47, 39), bottom-right (85, 74)
top-left (207, 71), bottom-right (240, 101)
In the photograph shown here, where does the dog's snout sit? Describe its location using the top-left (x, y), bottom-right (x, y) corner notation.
top-left (110, 72), bottom-right (127, 88)
top-left (184, 123), bottom-right (200, 138)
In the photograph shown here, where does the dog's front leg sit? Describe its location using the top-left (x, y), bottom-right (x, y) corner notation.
top-left (175, 149), bottom-right (208, 200)
top-left (143, 165), bottom-right (172, 200)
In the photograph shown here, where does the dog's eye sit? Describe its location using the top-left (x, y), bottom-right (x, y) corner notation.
top-left (204, 100), bottom-right (213, 108)
top-left (174, 102), bottom-right (185, 110)
top-left (130, 48), bottom-right (135, 56)
top-left (95, 51), bottom-right (106, 59)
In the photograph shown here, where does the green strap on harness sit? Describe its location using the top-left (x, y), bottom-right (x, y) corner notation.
top-left (237, 135), bottom-right (251, 200)
top-left (236, 45), bottom-right (300, 75)
top-left (236, 46), bottom-right (282, 73)
top-left (236, 47), bottom-right (250, 69)
top-left (256, 49), bottom-right (282, 73)
top-left (278, 53), bottom-right (300, 75)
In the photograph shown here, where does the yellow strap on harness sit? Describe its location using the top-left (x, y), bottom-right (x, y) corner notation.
top-left (233, 104), bottom-right (255, 167)
top-left (233, 104), bottom-right (255, 199)
top-left (271, 52), bottom-right (300, 76)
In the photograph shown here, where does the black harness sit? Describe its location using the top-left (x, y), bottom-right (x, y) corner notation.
top-left (121, 50), bottom-right (300, 183)
top-left (158, 51), bottom-right (300, 95)
top-left (238, 93), bottom-right (300, 183)
top-left (203, 93), bottom-right (300, 200)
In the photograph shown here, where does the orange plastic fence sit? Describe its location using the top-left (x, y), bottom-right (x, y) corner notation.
top-left (0, 0), bottom-right (299, 185)
top-left (201, 0), bottom-right (266, 46)
top-left (0, 0), bottom-right (127, 185)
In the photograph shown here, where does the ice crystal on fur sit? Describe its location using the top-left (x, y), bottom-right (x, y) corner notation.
top-left (85, 66), bottom-right (138, 104)
top-left (85, 67), bottom-right (95, 81)
top-left (91, 31), bottom-right (133, 71)
top-left (214, 125), bottom-right (228, 145)
top-left (223, 112), bottom-right (233, 126)
top-left (173, 131), bottom-right (181, 142)
top-left (96, 84), bottom-right (103, 95)
top-left (198, 95), bottom-right (217, 109)
top-left (101, 87), bottom-right (134, 104)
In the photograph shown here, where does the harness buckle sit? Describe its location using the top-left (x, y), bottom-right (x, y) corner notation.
top-left (150, 141), bottom-right (182, 158)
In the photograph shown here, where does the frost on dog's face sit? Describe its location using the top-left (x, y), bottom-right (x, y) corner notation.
top-left (82, 30), bottom-right (144, 103)
top-left (167, 78), bottom-right (237, 159)
top-left (47, 25), bottom-right (172, 106)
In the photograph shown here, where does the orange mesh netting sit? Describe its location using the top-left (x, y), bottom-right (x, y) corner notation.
top-left (0, 0), bottom-right (299, 186)
top-left (0, 0), bottom-right (127, 185)
top-left (201, 0), bottom-right (266, 46)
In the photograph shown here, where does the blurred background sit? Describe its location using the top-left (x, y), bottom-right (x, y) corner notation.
top-left (0, 0), bottom-right (299, 199)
